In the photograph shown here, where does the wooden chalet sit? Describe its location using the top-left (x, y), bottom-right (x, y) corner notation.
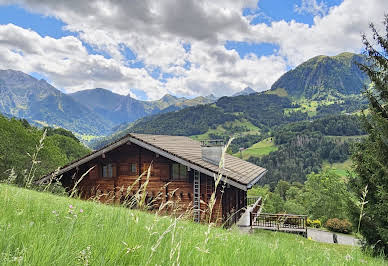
top-left (39, 134), bottom-right (267, 224)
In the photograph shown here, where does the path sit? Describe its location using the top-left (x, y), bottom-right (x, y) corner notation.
top-left (237, 208), bottom-right (360, 246)
top-left (307, 228), bottom-right (360, 246)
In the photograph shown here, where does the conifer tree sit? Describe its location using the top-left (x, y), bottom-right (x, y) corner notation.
top-left (350, 15), bottom-right (388, 255)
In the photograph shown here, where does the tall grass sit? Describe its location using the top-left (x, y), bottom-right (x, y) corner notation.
top-left (1, 184), bottom-right (386, 265)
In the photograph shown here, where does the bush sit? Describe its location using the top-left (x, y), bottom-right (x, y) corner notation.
top-left (307, 218), bottom-right (321, 228)
top-left (325, 218), bottom-right (352, 234)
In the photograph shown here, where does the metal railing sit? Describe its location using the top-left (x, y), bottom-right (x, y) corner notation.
top-left (247, 196), bottom-right (260, 206)
top-left (250, 213), bottom-right (308, 236)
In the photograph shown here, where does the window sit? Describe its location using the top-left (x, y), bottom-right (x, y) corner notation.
top-left (130, 163), bottom-right (137, 173)
top-left (102, 163), bottom-right (115, 178)
top-left (172, 163), bottom-right (187, 180)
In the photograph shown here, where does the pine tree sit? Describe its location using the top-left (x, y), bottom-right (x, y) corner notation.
top-left (350, 15), bottom-right (388, 255)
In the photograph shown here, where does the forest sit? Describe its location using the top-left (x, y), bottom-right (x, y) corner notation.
top-left (248, 114), bottom-right (364, 188)
top-left (0, 114), bottom-right (90, 185)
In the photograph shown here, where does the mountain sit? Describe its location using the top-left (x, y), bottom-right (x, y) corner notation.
top-left (90, 93), bottom-right (309, 149)
top-left (69, 88), bottom-right (160, 125)
top-left (0, 70), bottom-right (217, 137)
top-left (232, 87), bottom-right (257, 96)
top-left (70, 89), bottom-right (216, 126)
top-left (270, 52), bottom-right (369, 99)
top-left (92, 52), bottom-right (370, 150)
top-left (0, 70), bottom-right (113, 136)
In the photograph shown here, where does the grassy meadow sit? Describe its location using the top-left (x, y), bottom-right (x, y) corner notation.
top-left (1, 184), bottom-right (386, 265)
top-left (234, 137), bottom-right (278, 160)
top-left (323, 159), bottom-right (353, 177)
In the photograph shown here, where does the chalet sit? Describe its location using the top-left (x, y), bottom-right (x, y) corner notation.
top-left (38, 134), bottom-right (267, 224)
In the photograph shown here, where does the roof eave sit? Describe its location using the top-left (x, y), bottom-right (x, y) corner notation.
top-left (36, 135), bottom-right (132, 184)
top-left (246, 169), bottom-right (268, 189)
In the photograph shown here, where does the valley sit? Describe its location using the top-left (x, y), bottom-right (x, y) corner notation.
top-left (0, 52), bottom-right (369, 188)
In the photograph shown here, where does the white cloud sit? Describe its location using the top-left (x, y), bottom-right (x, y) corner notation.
top-left (0, 0), bottom-right (387, 99)
top-left (294, 0), bottom-right (328, 17)
top-left (0, 24), bottom-right (167, 99)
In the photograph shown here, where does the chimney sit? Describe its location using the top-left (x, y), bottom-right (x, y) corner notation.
top-left (200, 140), bottom-right (224, 165)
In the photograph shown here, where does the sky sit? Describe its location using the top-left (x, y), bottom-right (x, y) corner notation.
top-left (0, 0), bottom-right (387, 100)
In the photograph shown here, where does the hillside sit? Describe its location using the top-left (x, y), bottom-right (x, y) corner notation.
top-left (0, 70), bottom-right (113, 136)
top-left (1, 184), bottom-right (385, 265)
top-left (90, 94), bottom-right (308, 149)
top-left (70, 88), bottom-right (216, 125)
top-left (270, 52), bottom-right (369, 99)
top-left (0, 114), bottom-right (90, 183)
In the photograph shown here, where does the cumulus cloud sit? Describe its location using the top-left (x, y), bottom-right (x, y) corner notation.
top-left (0, 0), bottom-right (387, 99)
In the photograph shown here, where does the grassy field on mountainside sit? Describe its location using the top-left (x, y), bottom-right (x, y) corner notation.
top-left (233, 137), bottom-right (278, 160)
top-left (0, 184), bottom-right (386, 265)
top-left (191, 119), bottom-right (260, 141)
top-left (323, 159), bottom-right (353, 177)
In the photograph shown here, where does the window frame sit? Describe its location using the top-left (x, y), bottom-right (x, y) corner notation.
top-left (130, 163), bottom-right (137, 174)
top-left (101, 163), bottom-right (115, 179)
top-left (171, 163), bottom-right (188, 180)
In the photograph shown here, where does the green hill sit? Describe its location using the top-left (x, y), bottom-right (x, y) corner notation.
top-left (90, 94), bottom-right (308, 149)
top-left (0, 114), bottom-right (90, 184)
top-left (270, 52), bottom-right (369, 99)
top-left (1, 184), bottom-right (385, 265)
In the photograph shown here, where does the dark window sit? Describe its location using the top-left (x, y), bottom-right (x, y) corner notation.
top-left (172, 163), bottom-right (187, 180)
top-left (102, 163), bottom-right (115, 178)
top-left (130, 163), bottom-right (137, 173)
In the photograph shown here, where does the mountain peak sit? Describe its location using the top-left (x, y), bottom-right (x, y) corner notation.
top-left (270, 52), bottom-right (368, 99)
top-left (161, 94), bottom-right (178, 101)
top-left (232, 87), bottom-right (256, 97)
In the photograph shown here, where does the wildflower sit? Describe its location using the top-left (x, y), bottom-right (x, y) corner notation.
top-left (69, 204), bottom-right (74, 209)
top-left (77, 246), bottom-right (91, 265)
top-left (80, 209), bottom-right (84, 213)
top-left (345, 254), bottom-right (353, 261)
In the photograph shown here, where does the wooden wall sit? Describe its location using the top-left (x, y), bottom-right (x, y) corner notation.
top-left (61, 142), bottom-right (247, 224)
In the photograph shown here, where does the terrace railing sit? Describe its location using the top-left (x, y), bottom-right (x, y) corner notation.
top-left (250, 213), bottom-right (308, 237)
top-left (247, 196), bottom-right (260, 207)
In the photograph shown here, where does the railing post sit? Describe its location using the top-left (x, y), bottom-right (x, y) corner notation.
top-left (250, 211), bottom-right (252, 227)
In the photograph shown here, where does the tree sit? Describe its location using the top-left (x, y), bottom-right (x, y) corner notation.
top-left (350, 15), bottom-right (388, 255)
top-left (304, 170), bottom-right (349, 223)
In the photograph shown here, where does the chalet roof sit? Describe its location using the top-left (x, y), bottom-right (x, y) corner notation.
top-left (38, 133), bottom-right (267, 190)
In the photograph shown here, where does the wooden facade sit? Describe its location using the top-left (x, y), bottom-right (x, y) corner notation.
top-left (59, 142), bottom-right (246, 224)
top-left (41, 133), bottom-right (267, 225)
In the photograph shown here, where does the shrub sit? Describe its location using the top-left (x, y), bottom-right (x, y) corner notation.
top-left (325, 218), bottom-right (352, 234)
top-left (307, 218), bottom-right (321, 228)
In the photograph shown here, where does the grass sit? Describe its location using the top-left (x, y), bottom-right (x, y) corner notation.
top-left (191, 119), bottom-right (260, 141)
top-left (284, 99), bottom-right (339, 117)
top-left (234, 137), bottom-right (278, 160)
top-left (1, 184), bottom-right (384, 265)
top-left (323, 159), bottom-right (353, 177)
top-left (265, 88), bottom-right (289, 97)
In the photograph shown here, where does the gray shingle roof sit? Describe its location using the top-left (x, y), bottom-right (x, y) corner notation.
top-left (130, 133), bottom-right (267, 186)
top-left (38, 133), bottom-right (267, 189)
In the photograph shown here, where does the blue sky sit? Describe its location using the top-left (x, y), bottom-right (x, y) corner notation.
top-left (0, 0), bottom-right (385, 100)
